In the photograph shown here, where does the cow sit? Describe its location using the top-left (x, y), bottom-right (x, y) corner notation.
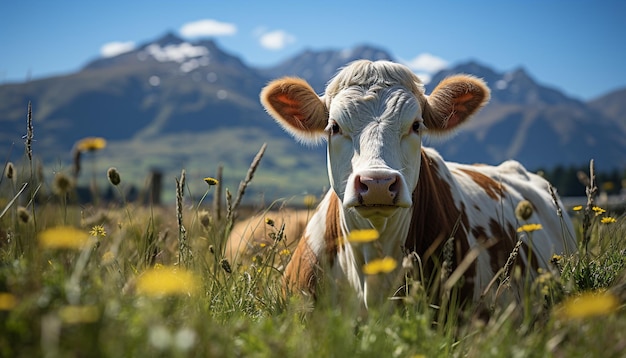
top-left (226, 209), bottom-right (310, 266)
top-left (260, 60), bottom-right (576, 309)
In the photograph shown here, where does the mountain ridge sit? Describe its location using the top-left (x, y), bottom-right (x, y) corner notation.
top-left (1, 33), bottom-right (624, 200)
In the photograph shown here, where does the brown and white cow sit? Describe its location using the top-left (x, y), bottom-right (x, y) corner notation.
top-left (260, 60), bottom-right (576, 309)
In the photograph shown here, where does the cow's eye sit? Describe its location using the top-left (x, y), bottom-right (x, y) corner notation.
top-left (327, 121), bottom-right (342, 135)
top-left (412, 121), bottom-right (422, 134)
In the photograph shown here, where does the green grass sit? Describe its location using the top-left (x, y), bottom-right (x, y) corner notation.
top-left (1, 137), bottom-right (625, 357)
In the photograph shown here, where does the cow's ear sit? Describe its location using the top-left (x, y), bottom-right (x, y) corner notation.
top-left (423, 75), bottom-right (490, 134)
top-left (261, 77), bottom-right (329, 143)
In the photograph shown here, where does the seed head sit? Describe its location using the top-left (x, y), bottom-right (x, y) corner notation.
top-left (17, 206), bottom-right (30, 223)
top-left (515, 200), bottom-right (534, 221)
top-left (4, 162), bottom-right (14, 180)
top-left (107, 167), bottom-right (121, 186)
top-left (52, 172), bottom-right (74, 196)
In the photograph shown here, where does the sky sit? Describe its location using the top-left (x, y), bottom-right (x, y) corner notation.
top-left (1, 1), bottom-right (625, 100)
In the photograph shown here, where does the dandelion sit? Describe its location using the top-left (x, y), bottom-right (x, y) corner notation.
top-left (560, 291), bottom-right (619, 319)
top-left (52, 172), bottom-right (74, 196)
top-left (303, 194), bottom-right (317, 208)
top-left (136, 266), bottom-right (199, 297)
top-left (38, 226), bottom-right (91, 250)
top-left (348, 229), bottom-right (380, 243)
top-left (0, 293), bottom-right (17, 310)
top-left (107, 167), bottom-right (121, 186)
top-left (75, 137), bottom-right (107, 152)
top-left (572, 205), bottom-right (583, 211)
top-left (517, 223), bottom-right (543, 233)
top-left (601, 217), bottom-right (617, 224)
top-left (362, 257), bottom-right (398, 275)
top-left (17, 206), bottom-right (30, 224)
top-left (203, 177), bottom-right (219, 186)
top-left (592, 206), bottom-right (606, 215)
top-left (515, 200), bottom-right (534, 221)
top-left (89, 225), bottom-right (107, 237)
top-left (102, 251), bottom-right (115, 265)
top-left (58, 305), bottom-right (100, 324)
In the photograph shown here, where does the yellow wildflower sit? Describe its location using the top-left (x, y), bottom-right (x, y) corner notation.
top-left (303, 194), bottom-right (317, 208)
top-left (279, 249), bottom-right (291, 256)
top-left (572, 205), bottom-right (583, 211)
top-left (136, 266), bottom-right (199, 297)
top-left (89, 225), bottom-right (107, 237)
top-left (0, 293), bottom-right (17, 310)
top-left (203, 177), bottom-right (219, 186)
top-left (592, 206), bottom-right (606, 215)
top-left (75, 137), bottom-right (107, 152)
top-left (102, 251), bottom-right (115, 264)
top-left (362, 257), bottom-right (398, 275)
top-left (39, 226), bottom-right (91, 250)
top-left (560, 291), bottom-right (619, 319)
top-left (601, 217), bottom-right (617, 224)
top-left (59, 305), bottom-right (100, 324)
top-left (516, 223), bottom-right (543, 233)
top-left (348, 229), bottom-right (380, 243)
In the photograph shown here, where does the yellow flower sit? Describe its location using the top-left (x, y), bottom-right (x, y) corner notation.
top-left (203, 177), bottom-right (219, 186)
top-left (58, 305), bottom-right (100, 324)
top-left (303, 194), bottom-right (317, 208)
top-left (592, 206), bottom-right (606, 215)
top-left (572, 205), bottom-right (583, 211)
top-left (89, 225), bottom-right (107, 237)
top-left (516, 223), bottom-right (543, 233)
top-left (362, 257), bottom-right (398, 275)
top-left (39, 226), bottom-right (91, 250)
top-left (102, 251), bottom-right (115, 264)
top-left (279, 249), bottom-right (291, 256)
top-left (348, 229), bottom-right (380, 243)
top-left (601, 217), bottom-right (617, 224)
top-left (75, 137), bottom-right (107, 152)
top-left (560, 291), bottom-right (619, 319)
top-left (136, 266), bottom-right (200, 297)
top-left (0, 293), bottom-right (17, 310)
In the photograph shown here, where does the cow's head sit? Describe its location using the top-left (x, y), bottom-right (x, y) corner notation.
top-left (261, 60), bottom-right (489, 226)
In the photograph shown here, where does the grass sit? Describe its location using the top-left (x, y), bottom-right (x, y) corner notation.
top-left (1, 110), bottom-right (625, 357)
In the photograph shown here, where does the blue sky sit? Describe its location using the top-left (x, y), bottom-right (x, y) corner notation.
top-left (1, 1), bottom-right (624, 100)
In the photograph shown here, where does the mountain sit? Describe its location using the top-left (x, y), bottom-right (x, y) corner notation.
top-left (1, 33), bottom-right (625, 202)
top-left (424, 62), bottom-right (626, 172)
top-left (259, 44), bottom-right (394, 93)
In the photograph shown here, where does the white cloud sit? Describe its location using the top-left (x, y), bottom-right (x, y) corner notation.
top-left (179, 19), bottom-right (237, 37)
top-left (100, 41), bottom-right (136, 58)
top-left (405, 53), bottom-right (448, 73)
top-left (259, 30), bottom-right (296, 50)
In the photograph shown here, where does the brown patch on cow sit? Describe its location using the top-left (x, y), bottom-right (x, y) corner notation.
top-left (283, 192), bottom-right (343, 298)
top-left (519, 241), bottom-right (541, 274)
top-left (324, 191), bottom-right (343, 266)
top-left (459, 168), bottom-right (505, 201)
top-left (405, 150), bottom-right (475, 302)
top-left (486, 219), bottom-right (519, 276)
top-left (283, 236), bottom-right (321, 298)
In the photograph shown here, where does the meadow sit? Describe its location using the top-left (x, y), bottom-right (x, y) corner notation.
top-left (1, 108), bottom-right (625, 357)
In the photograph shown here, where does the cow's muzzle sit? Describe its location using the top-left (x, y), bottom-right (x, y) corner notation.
top-left (343, 170), bottom-right (412, 216)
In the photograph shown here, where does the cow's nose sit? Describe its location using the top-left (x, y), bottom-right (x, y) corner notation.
top-left (355, 174), bottom-right (401, 206)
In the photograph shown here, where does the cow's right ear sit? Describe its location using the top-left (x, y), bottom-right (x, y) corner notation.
top-left (261, 77), bottom-right (329, 143)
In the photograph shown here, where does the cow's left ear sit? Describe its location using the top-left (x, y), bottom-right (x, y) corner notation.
top-left (261, 77), bottom-right (329, 143)
top-left (423, 75), bottom-right (490, 134)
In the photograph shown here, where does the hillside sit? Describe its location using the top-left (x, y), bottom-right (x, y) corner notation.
top-left (1, 33), bottom-right (625, 201)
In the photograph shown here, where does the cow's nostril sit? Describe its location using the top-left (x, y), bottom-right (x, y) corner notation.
top-left (356, 175), bottom-right (370, 194)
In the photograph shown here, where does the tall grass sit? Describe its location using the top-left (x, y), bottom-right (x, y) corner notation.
top-left (0, 103), bottom-right (624, 357)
